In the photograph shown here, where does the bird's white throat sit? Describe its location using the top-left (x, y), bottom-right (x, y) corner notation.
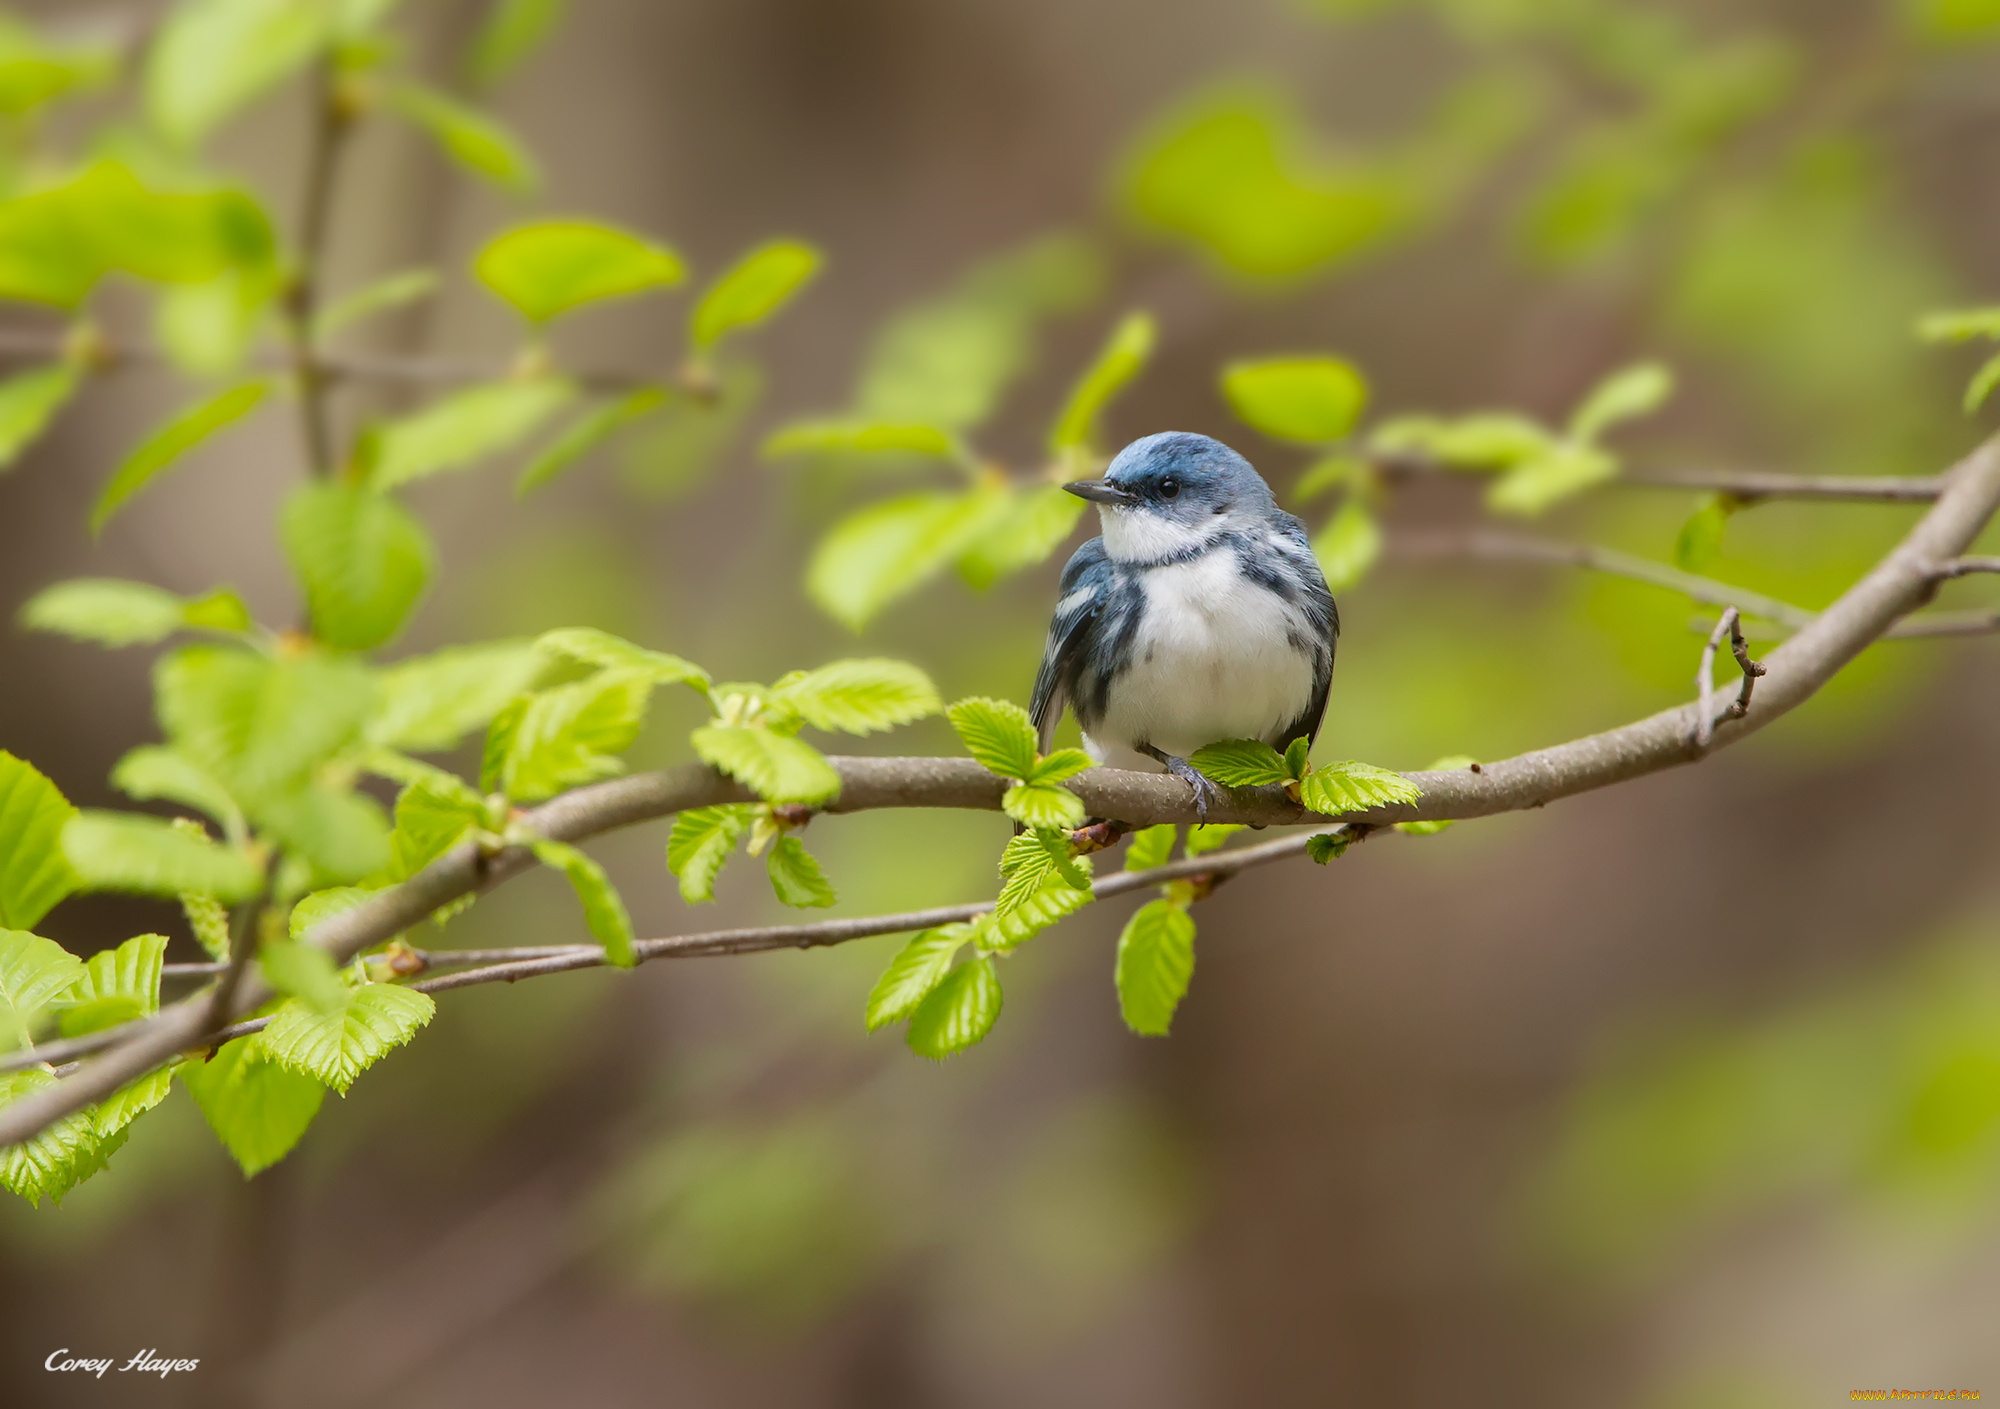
top-left (1097, 505), bottom-right (1230, 563)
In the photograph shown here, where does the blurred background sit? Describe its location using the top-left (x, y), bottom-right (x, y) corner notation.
top-left (4, 0), bottom-right (2000, 1404)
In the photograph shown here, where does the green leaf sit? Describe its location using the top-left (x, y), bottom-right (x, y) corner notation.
top-left (289, 885), bottom-right (374, 944)
top-left (666, 804), bottom-right (754, 904)
top-left (761, 419), bottom-right (960, 461)
top-left (997, 831), bottom-right (1056, 915)
top-left (865, 925), bottom-right (969, 1031)
top-left (154, 267), bottom-right (275, 377)
top-left (1184, 823), bottom-right (1244, 857)
top-left (0, 752), bottom-right (78, 930)
top-left (906, 956), bottom-right (1001, 1059)
top-left (1485, 443), bottom-right (1619, 517)
top-left (0, 364), bottom-right (78, 470)
top-left (1673, 493), bottom-right (1735, 573)
top-left (956, 484), bottom-right (1088, 590)
top-left (257, 786), bottom-right (391, 884)
top-left (982, 855), bottom-right (1093, 950)
top-left (111, 746), bottom-right (244, 839)
top-left (61, 931), bottom-right (166, 1030)
top-left (1311, 498), bottom-right (1382, 594)
top-left (1049, 311), bottom-right (1155, 453)
top-left (1028, 748), bottom-right (1094, 785)
top-left (1003, 780), bottom-right (1087, 831)
top-left (1222, 356), bottom-right (1369, 442)
top-left (496, 670), bottom-right (653, 801)
top-left (1372, 412), bottom-right (1552, 469)
top-left (180, 1036), bottom-right (326, 1176)
top-left (947, 697), bottom-right (1038, 780)
top-left (146, 0), bottom-right (333, 145)
top-left (1125, 824), bottom-right (1176, 871)
top-left (92, 381), bottom-right (268, 533)
top-left (367, 378), bottom-right (576, 490)
top-left (771, 659), bottom-right (940, 736)
top-left (92, 1067), bottom-right (175, 1141)
top-left (385, 778), bottom-right (483, 881)
top-left (19, 578), bottom-right (186, 647)
top-left (390, 83), bottom-right (539, 192)
top-left (259, 940), bottom-right (349, 1014)
top-left (805, 487), bottom-right (1010, 629)
top-left (467, 0), bottom-right (565, 87)
top-left (531, 839), bottom-right (635, 967)
top-left (0, 15), bottom-right (115, 117)
top-left (475, 220), bottom-right (683, 322)
top-left (1917, 306), bottom-right (2000, 342)
top-left (282, 482), bottom-right (434, 650)
top-left (535, 627), bottom-right (708, 688)
top-left (62, 811), bottom-right (261, 903)
top-left (312, 267), bottom-right (438, 338)
top-left (1293, 453), bottom-right (1368, 502)
top-left (690, 725), bottom-right (842, 806)
top-left (1115, 899), bottom-right (1195, 1037)
top-left (1966, 352), bottom-right (2000, 414)
top-left (516, 388), bottom-right (667, 494)
top-left (182, 588), bottom-right (253, 633)
top-left (1568, 361), bottom-right (1674, 443)
top-left (1285, 736), bottom-right (1311, 778)
top-left (368, 640), bottom-right (547, 752)
top-left (1298, 760), bottom-right (1422, 815)
top-left (0, 1068), bottom-right (109, 1205)
top-left (257, 982), bottom-right (436, 1094)
top-left (691, 239), bottom-right (821, 350)
top-left (766, 835), bottom-right (835, 909)
top-left (156, 646), bottom-right (375, 806)
top-left (0, 928), bottom-right (84, 1051)
top-left (1187, 738), bottom-right (1290, 788)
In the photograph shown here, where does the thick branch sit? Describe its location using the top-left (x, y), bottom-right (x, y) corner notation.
top-left (5, 436), bottom-right (1998, 1149)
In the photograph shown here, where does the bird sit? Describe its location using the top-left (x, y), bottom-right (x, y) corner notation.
top-left (1030, 431), bottom-right (1339, 822)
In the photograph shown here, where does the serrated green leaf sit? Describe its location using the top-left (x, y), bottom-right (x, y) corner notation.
top-left (61, 931), bottom-right (166, 1028)
top-left (517, 387), bottom-right (667, 494)
top-left (1284, 736), bottom-right (1311, 778)
top-left (1673, 493), bottom-right (1734, 572)
top-left (496, 670), bottom-right (654, 801)
top-left (1298, 760), bottom-right (1422, 815)
top-left (475, 220), bottom-right (683, 322)
top-left (0, 363), bottom-right (78, 470)
top-left (261, 784), bottom-right (391, 884)
top-left (691, 724), bottom-right (842, 806)
top-left (289, 886), bottom-right (373, 944)
top-left (385, 778), bottom-right (483, 881)
top-left (1312, 497), bottom-right (1381, 593)
top-left (906, 956), bottom-right (1001, 1059)
top-left (0, 751), bottom-right (78, 930)
top-left (536, 627), bottom-right (708, 688)
top-left (666, 804), bottom-right (754, 904)
top-left (1125, 824), bottom-right (1176, 871)
top-left (956, 484), bottom-right (1088, 590)
top-left (390, 82), bottom-right (538, 192)
top-left (466, 0), bottom-right (564, 87)
top-left (368, 640), bottom-right (547, 752)
top-left (1027, 747), bottom-right (1094, 785)
top-left (692, 239), bottom-right (821, 350)
top-left (806, 487), bottom-right (1010, 629)
top-left (146, 0), bottom-right (333, 145)
top-left (1049, 311), bottom-right (1155, 453)
top-left (257, 982), bottom-right (436, 1094)
top-left (997, 831), bottom-right (1058, 916)
top-left (1568, 361), bottom-right (1674, 442)
top-left (531, 839), bottom-right (635, 967)
top-left (771, 658), bottom-right (940, 736)
top-left (1115, 899), bottom-right (1195, 1036)
top-left (1185, 824), bottom-right (1244, 857)
top-left (1187, 738), bottom-right (1290, 788)
top-left (1003, 780), bottom-right (1087, 831)
top-left (368, 378), bottom-right (576, 490)
top-left (92, 381), bottom-right (268, 534)
top-left (92, 1067), bottom-right (174, 1140)
top-left (761, 418), bottom-right (961, 462)
top-left (1222, 356), bottom-right (1369, 443)
top-left (312, 267), bottom-right (438, 339)
top-left (179, 1036), bottom-right (325, 1176)
top-left (259, 940), bottom-right (348, 1014)
top-left (156, 646), bottom-right (376, 807)
top-left (0, 928), bottom-right (84, 1051)
top-left (982, 853), bottom-right (1093, 950)
top-left (865, 925), bottom-right (970, 1031)
top-left (1486, 443), bottom-right (1618, 516)
top-left (0, 1068), bottom-right (109, 1205)
top-left (282, 482), bottom-right (435, 651)
top-left (947, 697), bottom-right (1038, 780)
top-left (766, 835), bottom-right (835, 909)
top-left (19, 578), bottom-right (186, 647)
top-left (62, 812), bottom-right (261, 903)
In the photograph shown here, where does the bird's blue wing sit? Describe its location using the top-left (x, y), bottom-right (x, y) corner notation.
top-left (1030, 537), bottom-right (1111, 753)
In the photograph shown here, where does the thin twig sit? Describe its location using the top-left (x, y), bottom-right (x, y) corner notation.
top-left (283, 58), bottom-right (354, 477)
top-left (1935, 556), bottom-right (2000, 577)
top-left (1370, 449), bottom-right (1946, 504)
top-left (1693, 608), bottom-right (1767, 750)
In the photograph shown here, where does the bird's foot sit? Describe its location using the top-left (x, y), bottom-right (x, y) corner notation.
top-left (1141, 745), bottom-right (1219, 824)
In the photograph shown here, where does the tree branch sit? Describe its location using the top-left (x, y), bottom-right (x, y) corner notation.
top-left (1372, 450), bottom-right (1946, 503)
top-left (283, 58), bottom-right (355, 477)
top-left (1693, 608), bottom-right (1765, 751)
top-left (5, 436), bottom-right (1999, 1150)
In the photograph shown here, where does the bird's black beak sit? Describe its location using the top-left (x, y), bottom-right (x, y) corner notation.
top-left (1064, 479), bottom-right (1137, 506)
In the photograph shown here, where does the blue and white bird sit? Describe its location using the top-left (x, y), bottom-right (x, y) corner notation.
top-left (1030, 431), bottom-right (1339, 820)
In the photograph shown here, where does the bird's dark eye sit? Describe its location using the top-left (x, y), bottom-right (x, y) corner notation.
top-left (1159, 478), bottom-right (1180, 499)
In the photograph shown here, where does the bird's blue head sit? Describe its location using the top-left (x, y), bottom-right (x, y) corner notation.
top-left (1065, 432), bottom-right (1278, 563)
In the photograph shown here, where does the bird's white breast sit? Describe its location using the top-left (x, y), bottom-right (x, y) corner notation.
top-left (1086, 545), bottom-right (1317, 768)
